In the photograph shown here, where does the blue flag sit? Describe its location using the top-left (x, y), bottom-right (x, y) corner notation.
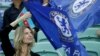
top-left (23, 1), bottom-right (88, 56)
top-left (50, 0), bottom-right (100, 32)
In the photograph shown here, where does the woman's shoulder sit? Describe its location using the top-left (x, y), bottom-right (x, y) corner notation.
top-left (30, 51), bottom-right (40, 56)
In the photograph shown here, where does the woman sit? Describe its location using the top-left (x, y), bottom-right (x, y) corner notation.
top-left (0, 12), bottom-right (40, 56)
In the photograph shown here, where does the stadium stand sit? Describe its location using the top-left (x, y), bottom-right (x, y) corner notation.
top-left (81, 41), bottom-right (100, 56)
top-left (37, 30), bottom-right (48, 42)
top-left (31, 42), bottom-right (66, 56)
top-left (77, 27), bottom-right (100, 41)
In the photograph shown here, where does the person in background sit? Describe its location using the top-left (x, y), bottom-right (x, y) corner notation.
top-left (2, 0), bottom-right (49, 29)
top-left (2, 0), bottom-right (23, 29)
top-left (2, 0), bottom-right (49, 42)
top-left (0, 12), bottom-right (40, 56)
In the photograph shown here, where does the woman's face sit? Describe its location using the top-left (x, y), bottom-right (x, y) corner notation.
top-left (23, 28), bottom-right (34, 44)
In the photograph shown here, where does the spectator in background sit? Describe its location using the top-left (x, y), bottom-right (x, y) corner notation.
top-left (2, 0), bottom-right (49, 42)
top-left (2, 0), bottom-right (23, 29)
top-left (2, 0), bottom-right (49, 29)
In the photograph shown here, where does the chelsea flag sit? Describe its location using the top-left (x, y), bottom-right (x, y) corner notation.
top-left (23, 0), bottom-right (88, 56)
top-left (50, 0), bottom-right (100, 32)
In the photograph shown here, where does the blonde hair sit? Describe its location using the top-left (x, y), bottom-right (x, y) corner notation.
top-left (14, 26), bottom-right (35, 56)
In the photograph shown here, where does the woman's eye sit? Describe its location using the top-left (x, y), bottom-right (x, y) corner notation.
top-left (24, 32), bottom-right (28, 35)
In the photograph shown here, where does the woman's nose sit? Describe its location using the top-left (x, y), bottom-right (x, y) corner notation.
top-left (29, 33), bottom-right (33, 37)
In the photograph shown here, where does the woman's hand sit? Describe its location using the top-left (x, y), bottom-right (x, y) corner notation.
top-left (42, 0), bottom-right (49, 6)
top-left (42, 3), bottom-right (48, 6)
top-left (10, 12), bottom-right (31, 27)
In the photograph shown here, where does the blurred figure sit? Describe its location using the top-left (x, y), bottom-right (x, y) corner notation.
top-left (2, 0), bottom-right (49, 28)
top-left (2, 0), bottom-right (49, 42)
top-left (2, 0), bottom-right (23, 29)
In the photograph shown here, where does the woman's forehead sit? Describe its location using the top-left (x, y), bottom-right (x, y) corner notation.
top-left (24, 27), bottom-right (29, 30)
